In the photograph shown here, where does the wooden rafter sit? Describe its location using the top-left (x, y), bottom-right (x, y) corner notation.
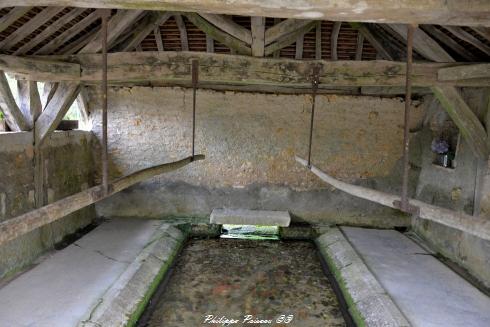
top-left (80, 9), bottom-right (144, 53)
top-left (355, 24), bottom-right (393, 60)
top-left (174, 14), bottom-right (189, 51)
top-left (184, 13), bottom-right (251, 55)
top-left (264, 19), bottom-right (312, 45)
top-left (264, 21), bottom-right (317, 56)
top-left (472, 27), bottom-right (490, 41)
top-left (443, 26), bottom-right (490, 56)
top-left (14, 8), bottom-right (87, 55)
top-left (154, 26), bottom-right (164, 51)
top-left (3, 0), bottom-right (490, 27)
top-left (199, 13), bottom-right (252, 44)
top-left (432, 85), bottom-right (488, 159)
top-left (0, 71), bottom-right (30, 131)
top-left (58, 28), bottom-right (98, 54)
top-left (331, 22), bottom-right (342, 60)
top-left (118, 12), bottom-right (171, 51)
top-left (0, 7), bottom-right (33, 34)
top-left (0, 7), bottom-right (65, 51)
top-left (422, 25), bottom-right (478, 62)
top-left (34, 82), bottom-right (80, 145)
top-left (385, 24), bottom-right (454, 62)
top-left (35, 10), bottom-right (100, 55)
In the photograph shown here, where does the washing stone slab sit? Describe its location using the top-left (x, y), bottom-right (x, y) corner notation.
top-left (0, 218), bottom-right (184, 327)
top-left (316, 227), bottom-right (409, 327)
top-left (342, 227), bottom-right (490, 327)
top-left (210, 208), bottom-right (290, 226)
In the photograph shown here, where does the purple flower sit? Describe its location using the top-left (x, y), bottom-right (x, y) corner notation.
top-left (431, 139), bottom-right (449, 154)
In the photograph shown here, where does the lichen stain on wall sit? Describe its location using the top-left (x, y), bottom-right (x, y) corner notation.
top-left (90, 86), bottom-right (424, 191)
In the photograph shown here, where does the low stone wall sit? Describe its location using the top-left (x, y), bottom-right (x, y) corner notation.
top-left (88, 86), bottom-right (424, 226)
top-left (0, 130), bottom-right (96, 278)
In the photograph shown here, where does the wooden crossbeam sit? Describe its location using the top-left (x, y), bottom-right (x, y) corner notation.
top-left (118, 12), bottom-right (171, 51)
top-left (199, 13), bottom-right (252, 44)
top-left (14, 8), bottom-right (87, 55)
top-left (3, 0), bottom-right (490, 26)
top-left (432, 85), bottom-right (489, 159)
top-left (0, 71), bottom-right (30, 131)
top-left (0, 54), bottom-right (80, 81)
top-left (264, 19), bottom-right (312, 45)
top-left (296, 156), bottom-right (490, 241)
top-left (41, 51), bottom-right (490, 88)
top-left (264, 21), bottom-right (317, 56)
top-left (331, 22), bottom-right (342, 60)
top-left (0, 7), bottom-right (33, 34)
top-left (0, 155), bottom-right (204, 248)
top-left (34, 82), bottom-right (80, 145)
top-left (438, 64), bottom-right (490, 81)
top-left (444, 26), bottom-right (490, 56)
top-left (386, 24), bottom-right (454, 62)
top-left (0, 7), bottom-right (64, 51)
top-left (35, 10), bottom-right (100, 55)
top-left (81, 9), bottom-right (144, 53)
top-left (184, 13), bottom-right (251, 55)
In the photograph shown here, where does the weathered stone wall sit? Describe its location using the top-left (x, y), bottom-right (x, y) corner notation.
top-left (0, 131), bottom-right (96, 278)
top-left (412, 89), bottom-right (490, 289)
top-left (90, 86), bottom-right (425, 226)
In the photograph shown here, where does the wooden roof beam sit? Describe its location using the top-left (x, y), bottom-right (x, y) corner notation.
top-left (199, 13), bottom-right (252, 44)
top-left (3, 0), bottom-right (489, 26)
top-left (0, 7), bottom-right (33, 34)
top-left (116, 12), bottom-right (171, 51)
top-left (264, 21), bottom-right (316, 56)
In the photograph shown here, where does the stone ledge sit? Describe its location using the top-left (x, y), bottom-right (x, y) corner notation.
top-left (315, 228), bottom-right (410, 327)
top-left (210, 208), bottom-right (290, 227)
top-left (80, 224), bottom-right (186, 327)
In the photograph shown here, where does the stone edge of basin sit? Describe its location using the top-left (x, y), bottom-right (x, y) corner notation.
top-left (210, 208), bottom-right (291, 227)
top-left (79, 223), bottom-right (186, 327)
top-left (315, 227), bottom-right (411, 327)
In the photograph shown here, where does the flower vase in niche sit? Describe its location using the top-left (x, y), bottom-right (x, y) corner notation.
top-left (431, 139), bottom-right (450, 168)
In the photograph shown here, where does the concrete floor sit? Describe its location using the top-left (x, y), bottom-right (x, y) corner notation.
top-left (342, 227), bottom-right (490, 327)
top-left (0, 218), bottom-right (164, 327)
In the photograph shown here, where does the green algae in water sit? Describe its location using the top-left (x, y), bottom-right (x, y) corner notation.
top-left (221, 224), bottom-right (280, 240)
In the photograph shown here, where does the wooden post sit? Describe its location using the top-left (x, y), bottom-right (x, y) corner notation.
top-left (401, 24), bottom-right (416, 212)
top-left (101, 10), bottom-right (110, 195)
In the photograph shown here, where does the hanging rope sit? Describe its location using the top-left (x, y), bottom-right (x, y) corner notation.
top-left (307, 65), bottom-right (320, 168)
top-left (191, 59), bottom-right (199, 161)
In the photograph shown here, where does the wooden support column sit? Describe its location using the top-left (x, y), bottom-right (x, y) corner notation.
top-left (154, 26), bottom-right (164, 51)
top-left (432, 85), bottom-right (489, 159)
top-left (295, 33), bottom-right (304, 60)
top-left (400, 24), bottom-right (416, 212)
top-left (206, 35), bottom-right (214, 53)
top-left (100, 10), bottom-right (110, 195)
top-left (251, 17), bottom-right (265, 57)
